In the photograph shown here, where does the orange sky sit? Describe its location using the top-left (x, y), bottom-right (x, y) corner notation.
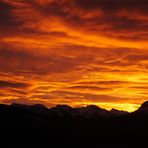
top-left (0, 0), bottom-right (148, 112)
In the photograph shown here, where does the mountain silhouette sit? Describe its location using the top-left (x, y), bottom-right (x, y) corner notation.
top-left (0, 102), bottom-right (148, 147)
top-left (131, 101), bottom-right (148, 121)
top-left (76, 105), bottom-right (110, 119)
top-left (11, 103), bottom-right (49, 114)
top-left (137, 101), bottom-right (148, 112)
top-left (110, 108), bottom-right (128, 116)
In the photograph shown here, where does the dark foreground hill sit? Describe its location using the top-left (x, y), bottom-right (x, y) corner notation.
top-left (0, 102), bottom-right (148, 147)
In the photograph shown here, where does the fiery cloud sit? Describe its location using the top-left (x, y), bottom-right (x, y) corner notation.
top-left (0, 0), bottom-right (148, 111)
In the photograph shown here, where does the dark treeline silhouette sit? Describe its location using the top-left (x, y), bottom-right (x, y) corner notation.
top-left (0, 102), bottom-right (148, 147)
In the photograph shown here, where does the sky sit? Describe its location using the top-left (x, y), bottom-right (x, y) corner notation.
top-left (0, 0), bottom-right (148, 112)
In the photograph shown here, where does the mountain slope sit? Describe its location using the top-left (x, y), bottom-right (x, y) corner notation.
top-left (0, 102), bottom-right (148, 147)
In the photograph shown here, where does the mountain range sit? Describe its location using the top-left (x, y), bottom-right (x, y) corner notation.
top-left (0, 101), bottom-right (148, 147)
top-left (8, 103), bottom-right (129, 119)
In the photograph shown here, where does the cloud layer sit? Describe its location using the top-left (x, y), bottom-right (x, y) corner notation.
top-left (0, 0), bottom-right (148, 111)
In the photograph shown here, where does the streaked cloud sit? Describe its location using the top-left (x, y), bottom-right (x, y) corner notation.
top-left (0, 0), bottom-right (148, 112)
top-left (0, 80), bottom-right (29, 88)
